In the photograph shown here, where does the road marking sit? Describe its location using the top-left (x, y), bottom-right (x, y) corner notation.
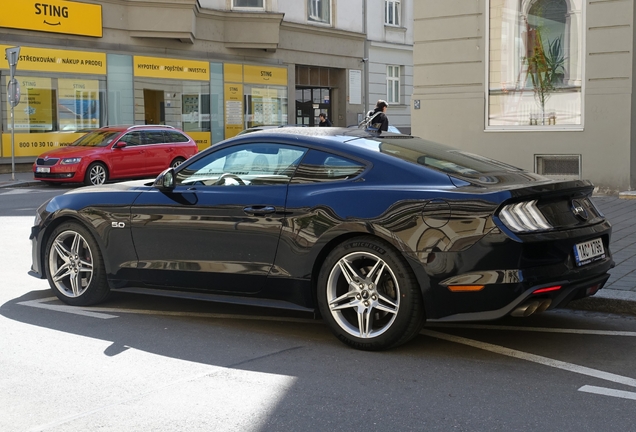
top-left (18, 298), bottom-right (118, 319)
top-left (427, 323), bottom-right (636, 337)
top-left (420, 329), bottom-right (636, 389)
top-left (578, 385), bottom-right (636, 401)
top-left (19, 297), bottom-right (318, 324)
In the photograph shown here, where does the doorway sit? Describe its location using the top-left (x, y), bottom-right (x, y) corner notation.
top-left (295, 88), bottom-right (331, 126)
top-left (143, 89), bottom-right (165, 125)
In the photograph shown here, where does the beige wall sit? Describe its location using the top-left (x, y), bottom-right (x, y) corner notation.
top-left (412, 0), bottom-right (635, 193)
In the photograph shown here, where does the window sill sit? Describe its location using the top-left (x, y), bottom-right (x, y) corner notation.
top-left (384, 25), bottom-right (406, 33)
top-left (484, 127), bottom-right (584, 133)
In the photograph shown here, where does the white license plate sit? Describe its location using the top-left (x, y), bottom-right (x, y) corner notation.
top-left (574, 238), bottom-right (605, 266)
top-left (36, 167), bottom-right (50, 173)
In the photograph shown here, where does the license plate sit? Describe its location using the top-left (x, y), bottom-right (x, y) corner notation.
top-left (36, 167), bottom-right (50, 173)
top-left (574, 238), bottom-right (605, 266)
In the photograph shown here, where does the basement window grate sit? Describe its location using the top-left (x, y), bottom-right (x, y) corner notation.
top-left (535, 155), bottom-right (581, 179)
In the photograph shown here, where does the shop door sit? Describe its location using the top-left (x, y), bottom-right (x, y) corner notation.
top-left (143, 89), bottom-right (165, 125)
top-left (295, 88), bottom-right (331, 126)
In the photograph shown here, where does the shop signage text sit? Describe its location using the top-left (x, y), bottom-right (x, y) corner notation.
top-left (134, 56), bottom-right (209, 81)
top-left (0, 45), bottom-right (106, 74)
top-left (0, 0), bottom-right (102, 38)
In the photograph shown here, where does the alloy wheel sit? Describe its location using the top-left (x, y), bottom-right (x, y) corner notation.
top-left (48, 230), bottom-right (94, 298)
top-left (89, 165), bottom-right (106, 185)
top-left (326, 251), bottom-right (400, 338)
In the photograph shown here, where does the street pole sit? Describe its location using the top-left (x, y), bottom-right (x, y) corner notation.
top-left (6, 46), bottom-right (21, 181)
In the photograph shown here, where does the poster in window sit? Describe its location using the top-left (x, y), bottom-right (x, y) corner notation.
top-left (58, 79), bottom-right (100, 131)
top-left (7, 77), bottom-right (54, 132)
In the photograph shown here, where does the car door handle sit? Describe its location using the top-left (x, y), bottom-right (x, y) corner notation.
top-left (243, 205), bottom-right (276, 216)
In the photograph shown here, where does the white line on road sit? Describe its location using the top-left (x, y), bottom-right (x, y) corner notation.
top-left (420, 329), bottom-right (636, 389)
top-left (427, 323), bottom-right (636, 337)
top-left (578, 385), bottom-right (636, 401)
top-left (18, 298), bottom-right (118, 319)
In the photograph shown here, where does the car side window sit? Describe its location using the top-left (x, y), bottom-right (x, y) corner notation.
top-left (144, 131), bottom-right (166, 145)
top-left (166, 131), bottom-right (190, 143)
top-left (118, 132), bottom-right (143, 146)
top-left (176, 143), bottom-right (307, 187)
top-left (291, 150), bottom-right (365, 184)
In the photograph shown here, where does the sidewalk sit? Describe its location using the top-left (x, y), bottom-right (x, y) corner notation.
top-left (1, 170), bottom-right (636, 314)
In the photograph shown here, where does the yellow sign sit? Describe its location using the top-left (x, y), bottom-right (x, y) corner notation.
top-left (0, 45), bottom-right (106, 74)
top-left (58, 79), bottom-right (100, 130)
top-left (134, 56), bottom-right (209, 81)
top-left (244, 65), bottom-right (287, 86)
top-left (224, 64), bottom-right (243, 83)
top-left (224, 83), bottom-right (244, 138)
top-left (252, 88), bottom-right (278, 98)
top-left (1, 132), bottom-right (84, 158)
top-left (0, 0), bottom-right (102, 38)
top-left (8, 77), bottom-right (54, 132)
top-left (187, 132), bottom-right (211, 152)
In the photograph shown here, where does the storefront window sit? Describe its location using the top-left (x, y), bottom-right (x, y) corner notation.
top-left (244, 85), bottom-right (288, 128)
top-left (3, 74), bottom-right (106, 133)
top-left (488, 0), bottom-right (583, 128)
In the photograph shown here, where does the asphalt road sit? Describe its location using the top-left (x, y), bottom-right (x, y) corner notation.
top-left (1, 186), bottom-right (636, 431)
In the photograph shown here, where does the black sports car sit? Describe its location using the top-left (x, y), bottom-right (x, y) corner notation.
top-left (29, 127), bottom-right (613, 350)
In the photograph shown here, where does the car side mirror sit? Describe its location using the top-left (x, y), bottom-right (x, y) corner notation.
top-left (113, 141), bottom-right (127, 149)
top-left (154, 167), bottom-right (175, 191)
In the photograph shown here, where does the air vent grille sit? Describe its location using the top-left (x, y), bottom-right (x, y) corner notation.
top-left (535, 155), bottom-right (580, 179)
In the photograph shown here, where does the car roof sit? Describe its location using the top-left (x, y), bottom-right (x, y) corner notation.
top-left (93, 125), bottom-right (182, 132)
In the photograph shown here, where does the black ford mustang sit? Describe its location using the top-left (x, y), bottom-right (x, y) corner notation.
top-left (29, 128), bottom-right (613, 350)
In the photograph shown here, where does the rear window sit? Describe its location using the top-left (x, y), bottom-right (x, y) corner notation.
top-left (71, 131), bottom-right (120, 147)
top-left (166, 131), bottom-right (190, 143)
top-left (353, 137), bottom-right (524, 178)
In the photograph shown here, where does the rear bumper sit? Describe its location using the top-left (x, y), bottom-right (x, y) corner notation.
top-left (429, 272), bottom-right (611, 322)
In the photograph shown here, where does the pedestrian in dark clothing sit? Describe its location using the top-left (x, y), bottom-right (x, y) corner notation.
top-left (370, 100), bottom-right (389, 132)
top-left (318, 113), bottom-right (332, 127)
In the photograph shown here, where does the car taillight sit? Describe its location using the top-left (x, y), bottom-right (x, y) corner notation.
top-left (499, 200), bottom-right (552, 233)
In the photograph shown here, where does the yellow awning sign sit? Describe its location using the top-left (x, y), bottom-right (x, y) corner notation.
top-left (0, 0), bottom-right (102, 38)
top-left (134, 56), bottom-right (210, 81)
top-left (244, 65), bottom-right (287, 86)
top-left (0, 45), bottom-right (106, 74)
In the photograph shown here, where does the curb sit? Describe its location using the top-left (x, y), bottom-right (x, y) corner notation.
top-left (566, 289), bottom-right (636, 316)
top-left (0, 181), bottom-right (43, 189)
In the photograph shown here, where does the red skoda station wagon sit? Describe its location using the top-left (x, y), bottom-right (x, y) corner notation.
top-left (33, 125), bottom-right (199, 186)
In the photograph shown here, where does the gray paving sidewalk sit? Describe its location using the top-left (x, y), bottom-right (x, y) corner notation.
top-left (2, 170), bottom-right (636, 313)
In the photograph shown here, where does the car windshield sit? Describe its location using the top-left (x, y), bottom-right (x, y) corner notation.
top-left (353, 137), bottom-right (524, 178)
top-left (70, 131), bottom-right (120, 147)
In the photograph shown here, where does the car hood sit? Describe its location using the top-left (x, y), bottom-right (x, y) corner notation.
top-left (65, 179), bottom-right (153, 195)
top-left (38, 146), bottom-right (106, 159)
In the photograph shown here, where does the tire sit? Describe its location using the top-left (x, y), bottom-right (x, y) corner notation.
top-left (317, 236), bottom-right (425, 351)
top-left (170, 157), bottom-right (186, 169)
top-left (84, 162), bottom-right (108, 186)
top-left (45, 222), bottom-right (110, 306)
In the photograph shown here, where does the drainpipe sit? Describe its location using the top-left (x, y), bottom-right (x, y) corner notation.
top-left (363, 0), bottom-right (369, 113)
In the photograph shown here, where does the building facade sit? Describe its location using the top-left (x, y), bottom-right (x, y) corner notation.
top-left (0, 0), bottom-right (370, 164)
top-left (365, 0), bottom-right (414, 134)
top-left (412, 0), bottom-right (635, 193)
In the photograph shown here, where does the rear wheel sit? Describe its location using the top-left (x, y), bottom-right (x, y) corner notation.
top-left (45, 222), bottom-right (110, 306)
top-left (84, 162), bottom-right (108, 186)
top-left (170, 157), bottom-right (186, 168)
top-left (317, 236), bottom-right (425, 350)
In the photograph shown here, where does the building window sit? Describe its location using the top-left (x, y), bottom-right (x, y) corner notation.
top-left (488, 0), bottom-right (583, 129)
top-left (387, 65), bottom-right (400, 104)
top-left (308, 0), bottom-right (331, 24)
top-left (385, 1), bottom-right (400, 26)
top-left (232, 0), bottom-right (264, 9)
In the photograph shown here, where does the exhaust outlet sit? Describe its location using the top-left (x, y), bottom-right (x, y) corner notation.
top-left (510, 301), bottom-right (540, 317)
top-left (535, 299), bottom-right (552, 314)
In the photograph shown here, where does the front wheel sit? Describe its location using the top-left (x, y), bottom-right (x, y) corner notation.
top-left (45, 222), bottom-right (110, 306)
top-left (317, 236), bottom-right (425, 351)
top-left (84, 162), bottom-right (108, 186)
